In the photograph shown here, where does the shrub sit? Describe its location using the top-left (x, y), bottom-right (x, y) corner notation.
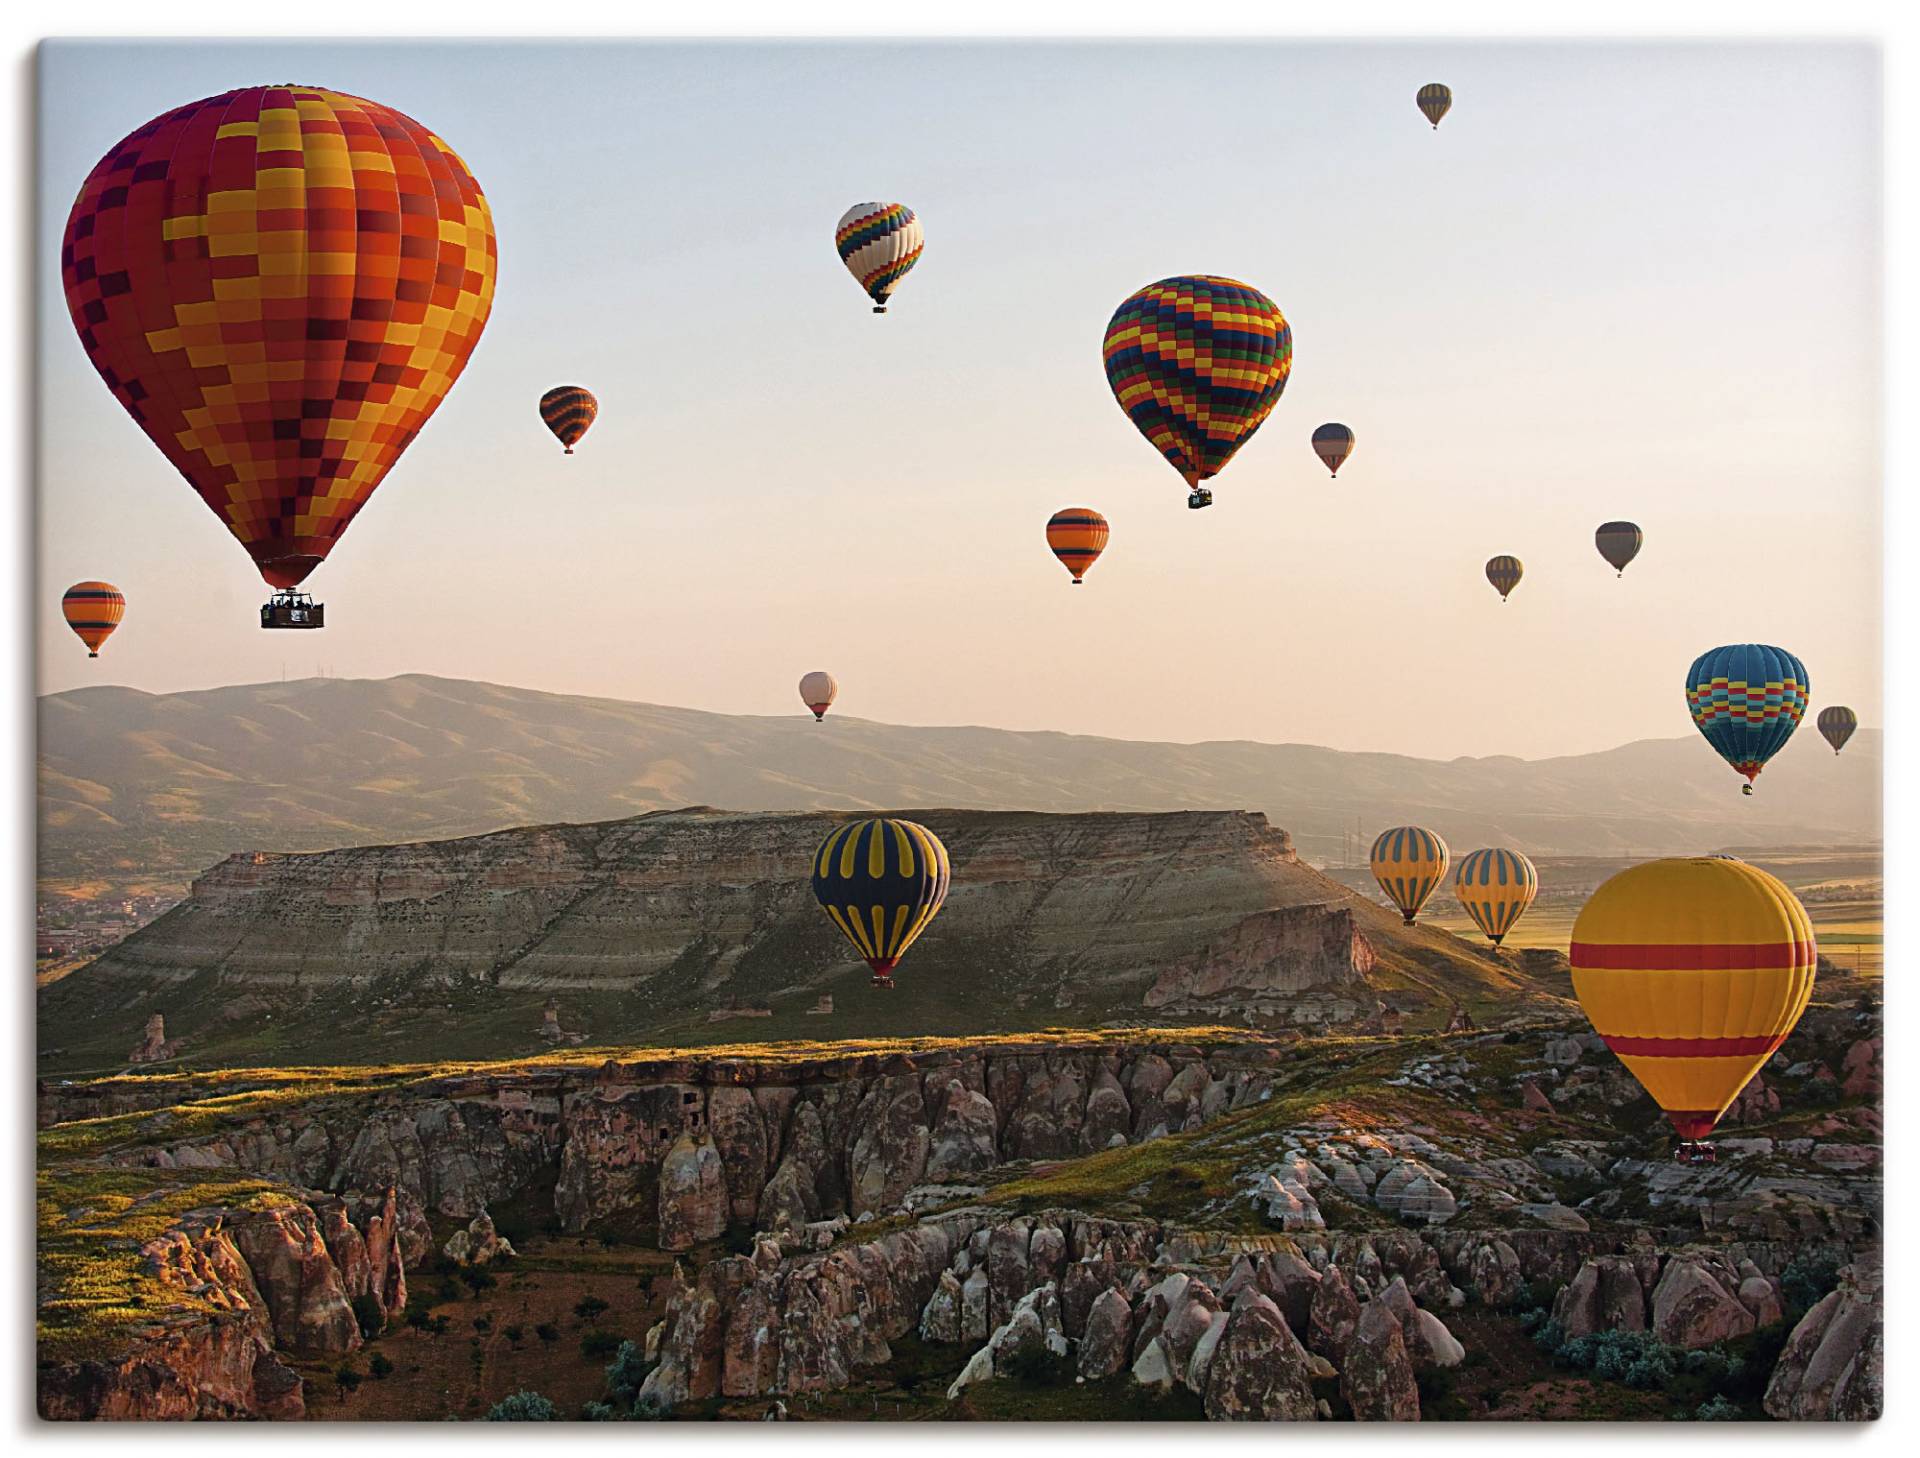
top-left (1780, 1254), bottom-right (1841, 1318)
top-left (581, 1401), bottom-right (619, 1421)
top-left (604, 1339), bottom-right (651, 1405)
top-left (460, 1265), bottom-right (498, 1294)
top-left (485, 1390), bottom-right (559, 1421)
top-left (351, 1292), bottom-right (386, 1340)
top-left (369, 1353), bottom-right (394, 1380)
top-left (535, 1321), bottom-right (560, 1345)
top-left (404, 1304), bottom-right (433, 1332)
top-left (504, 1323), bottom-right (525, 1346)
top-left (334, 1364), bottom-right (363, 1393)
top-left (436, 1277), bottom-right (464, 1302)
top-left (574, 1295), bottom-right (610, 1324)
top-left (581, 1329), bottom-right (623, 1359)
top-left (1695, 1396), bottom-right (1742, 1421)
top-left (428, 1315), bottom-right (451, 1336)
top-left (473, 1315), bottom-right (492, 1333)
top-left (997, 1330), bottom-right (1072, 1388)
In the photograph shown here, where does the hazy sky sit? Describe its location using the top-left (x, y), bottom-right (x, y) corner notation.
top-left (36, 40), bottom-right (1881, 759)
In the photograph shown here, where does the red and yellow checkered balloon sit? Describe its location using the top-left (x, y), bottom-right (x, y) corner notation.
top-left (61, 86), bottom-right (497, 589)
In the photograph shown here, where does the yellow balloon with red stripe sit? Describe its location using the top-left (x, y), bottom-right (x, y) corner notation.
top-left (1453, 847), bottom-right (1537, 945)
top-left (811, 817), bottom-right (951, 988)
top-left (1570, 857), bottom-right (1817, 1142)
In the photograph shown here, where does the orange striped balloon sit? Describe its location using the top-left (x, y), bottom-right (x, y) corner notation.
top-left (539, 386), bottom-right (598, 454)
top-left (1046, 508), bottom-right (1109, 584)
top-left (61, 581), bottom-right (125, 658)
top-left (1570, 857), bottom-right (1816, 1142)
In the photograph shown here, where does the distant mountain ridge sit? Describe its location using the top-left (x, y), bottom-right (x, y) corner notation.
top-left (38, 673), bottom-right (1879, 888)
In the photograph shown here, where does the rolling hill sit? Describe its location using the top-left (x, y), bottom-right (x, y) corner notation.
top-left (38, 673), bottom-right (1878, 892)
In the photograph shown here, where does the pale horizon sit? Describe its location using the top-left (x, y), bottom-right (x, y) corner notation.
top-left (37, 39), bottom-right (1883, 762)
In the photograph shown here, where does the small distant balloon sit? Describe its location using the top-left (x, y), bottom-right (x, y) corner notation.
top-left (811, 817), bottom-right (951, 987)
top-left (539, 387), bottom-right (598, 454)
top-left (1817, 705), bottom-right (1857, 755)
top-left (62, 581), bottom-right (125, 658)
top-left (1369, 826), bottom-right (1450, 925)
top-left (1311, 424), bottom-right (1355, 478)
top-left (1485, 555), bottom-right (1523, 601)
top-left (1046, 508), bottom-right (1109, 584)
top-left (1417, 83), bottom-right (1453, 129)
top-left (1595, 521), bottom-right (1643, 577)
top-left (799, 671), bottom-right (838, 722)
top-left (836, 203), bottom-right (923, 313)
top-left (1685, 644), bottom-right (1809, 795)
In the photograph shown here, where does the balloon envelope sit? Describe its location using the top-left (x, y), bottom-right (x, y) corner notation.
top-left (1311, 423), bottom-right (1355, 477)
top-left (1369, 826), bottom-right (1450, 925)
top-left (1102, 276), bottom-right (1292, 495)
top-left (60, 86), bottom-right (497, 589)
top-left (836, 203), bottom-right (922, 310)
top-left (1453, 848), bottom-right (1537, 945)
top-left (1417, 83), bottom-right (1453, 127)
top-left (1595, 521), bottom-right (1643, 576)
top-left (1046, 508), bottom-right (1109, 583)
top-left (1818, 705), bottom-right (1858, 755)
top-left (811, 817), bottom-right (951, 985)
top-left (1570, 857), bottom-right (1816, 1141)
top-left (1684, 644), bottom-right (1809, 790)
top-left (799, 671), bottom-right (838, 721)
top-left (1485, 555), bottom-right (1523, 600)
top-left (539, 386), bottom-right (598, 454)
top-left (61, 581), bottom-right (125, 657)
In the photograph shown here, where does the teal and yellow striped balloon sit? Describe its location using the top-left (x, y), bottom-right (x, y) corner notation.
top-left (1369, 825), bottom-right (1451, 925)
top-left (811, 818), bottom-right (951, 987)
top-left (1454, 848), bottom-right (1539, 946)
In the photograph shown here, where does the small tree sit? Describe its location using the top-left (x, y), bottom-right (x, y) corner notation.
top-left (535, 1321), bottom-right (560, 1345)
top-left (335, 1364), bottom-right (364, 1395)
top-left (504, 1323), bottom-right (526, 1347)
top-left (574, 1295), bottom-right (610, 1325)
top-left (581, 1329), bottom-right (622, 1359)
top-left (485, 1390), bottom-right (559, 1422)
top-left (351, 1292), bottom-right (386, 1340)
top-left (369, 1353), bottom-right (395, 1380)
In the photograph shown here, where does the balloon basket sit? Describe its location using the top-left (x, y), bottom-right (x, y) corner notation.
top-left (1673, 1142), bottom-right (1717, 1166)
top-left (260, 590), bottom-right (324, 630)
top-left (869, 974), bottom-right (895, 990)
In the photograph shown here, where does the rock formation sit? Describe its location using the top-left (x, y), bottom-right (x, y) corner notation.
top-left (127, 1012), bottom-right (182, 1064)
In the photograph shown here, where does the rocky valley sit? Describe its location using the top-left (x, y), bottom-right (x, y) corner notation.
top-left (37, 993), bottom-right (1882, 1422)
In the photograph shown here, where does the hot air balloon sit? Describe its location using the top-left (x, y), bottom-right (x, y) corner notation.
top-left (539, 386), bottom-right (598, 454)
top-left (1311, 423), bottom-right (1355, 478)
top-left (1417, 83), bottom-right (1453, 129)
top-left (1485, 555), bottom-right (1523, 601)
top-left (835, 203), bottom-right (922, 313)
top-left (811, 817), bottom-right (951, 987)
top-left (1453, 848), bottom-right (1538, 946)
top-left (1369, 826), bottom-right (1450, 925)
top-left (60, 87), bottom-right (496, 627)
top-left (61, 581), bottom-right (125, 658)
top-left (799, 672), bottom-right (838, 721)
top-left (1046, 508), bottom-right (1109, 584)
top-left (1818, 706), bottom-right (1858, 755)
top-left (1570, 857), bottom-right (1816, 1161)
top-left (1102, 276), bottom-right (1292, 510)
top-left (1685, 644), bottom-right (1809, 795)
top-left (1595, 521), bottom-right (1643, 577)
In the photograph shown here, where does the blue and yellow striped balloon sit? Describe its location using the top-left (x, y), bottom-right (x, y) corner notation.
top-left (1454, 848), bottom-right (1538, 946)
top-left (1684, 644), bottom-right (1809, 795)
top-left (811, 817), bottom-right (951, 987)
top-left (1369, 825), bottom-right (1450, 925)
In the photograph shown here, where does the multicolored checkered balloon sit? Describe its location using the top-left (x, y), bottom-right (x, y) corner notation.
top-left (60, 86), bottom-right (498, 590)
top-left (1102, 276), bottom-right (1292, 499)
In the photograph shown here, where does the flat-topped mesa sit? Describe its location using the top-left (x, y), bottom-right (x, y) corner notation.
top-left (63, 807), bottom-right (1382, 1018)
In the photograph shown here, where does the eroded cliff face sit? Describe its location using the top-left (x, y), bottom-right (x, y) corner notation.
top-left (109, 1040), bottom-right (1287, 1246)
top-left (46, 808), bottom-right (1412, 1045)
top-left (36, 1186), bottom-right (409, 1421)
